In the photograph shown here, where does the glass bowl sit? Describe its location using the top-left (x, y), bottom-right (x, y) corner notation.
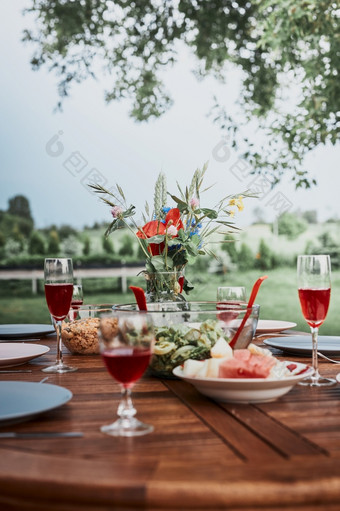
top-left (62, 304), bottom-right (115, 355)
top-left (113, 302), bottom-right (260, 377)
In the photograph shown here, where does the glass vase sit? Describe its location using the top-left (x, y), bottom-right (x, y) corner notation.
top-left (144, 270), bottom-right (186, 303)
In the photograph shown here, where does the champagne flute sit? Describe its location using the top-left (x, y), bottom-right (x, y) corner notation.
top-left (44, 258), bottom-right (77, 374)
top-left (99, 312), bottom-right (154, 437)
top-left (297, 254), bottom-right (335, 386)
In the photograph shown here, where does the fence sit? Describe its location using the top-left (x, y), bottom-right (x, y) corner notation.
top-left (0, 265), bottom-right (145, 294)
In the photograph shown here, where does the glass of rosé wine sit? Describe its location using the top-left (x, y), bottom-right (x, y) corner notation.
top-left (297, 254), bottom-right (335, 387)
top-left (99, 312), bottom-right (155, 437)
top-left (44, 258), bottom-right (77, 374)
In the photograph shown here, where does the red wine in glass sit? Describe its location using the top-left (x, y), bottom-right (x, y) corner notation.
top-left (71, 284), bottom-right (84, 310)
top-left (99, 312), bottom-right (154, 437)
top-left (102, 347), bottom-right (152, 388)
top-left (297, 255), bottom-right (335, 387)
top-left (45, 283), bottom-right (74, 321)
top-left (43, 258), bottom-right (77, 374)
top-left (298, 288), bottom-right (331, 329)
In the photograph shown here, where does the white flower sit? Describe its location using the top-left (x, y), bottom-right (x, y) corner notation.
top-left (167, 225), bottom-right (178, 237)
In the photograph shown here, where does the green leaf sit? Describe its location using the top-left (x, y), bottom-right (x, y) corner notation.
top-left (150, 256), bottom-right (167, 271)
top-left (145, 235), bottom-right (165, 244)
top-left (199, 208), bottom-right (218, 219)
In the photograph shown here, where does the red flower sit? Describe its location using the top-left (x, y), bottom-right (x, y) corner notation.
top-left (136, 220), bottom-right (166, 255)
top-left (165, 208), bottom-right (184, 231)
top-left (136, 208), bottom-right (183, 256)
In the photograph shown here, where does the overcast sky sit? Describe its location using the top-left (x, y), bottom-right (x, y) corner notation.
top-left (1, 2), bottom-right (339, 230)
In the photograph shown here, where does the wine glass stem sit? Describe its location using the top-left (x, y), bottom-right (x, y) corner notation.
top-left (55, 320), bottom-right (64, 367)
top-left (118, 387), bottom-right (136, 423)
top-left (311, 327), bottom-right (320, 382)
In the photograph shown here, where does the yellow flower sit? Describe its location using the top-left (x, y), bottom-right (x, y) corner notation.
top-left (228, 196), bottom-right (244, 212)
top-left (236, 196), bottom-right (244, 212)
top-left (229, 209), bottom-right (235, 218)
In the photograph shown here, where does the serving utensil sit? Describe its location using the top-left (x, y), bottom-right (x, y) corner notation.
top-left (229, 276), bottom-right (268, 348)
top-left (129, 286), bottom-right (148, 311)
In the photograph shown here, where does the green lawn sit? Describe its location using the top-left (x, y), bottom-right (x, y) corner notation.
top-left (1, 268), bottom-right (339, 336)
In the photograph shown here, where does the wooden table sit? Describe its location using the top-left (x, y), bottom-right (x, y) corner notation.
top-left (1, 333), bottom-right (340, 510)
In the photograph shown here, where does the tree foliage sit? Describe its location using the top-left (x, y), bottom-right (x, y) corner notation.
top-left (23, 0), bottom-right (339, 186)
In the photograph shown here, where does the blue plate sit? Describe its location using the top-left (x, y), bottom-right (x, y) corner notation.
top-left (0, 324), bottom-right (55, 340)
top-left (264, 335), bottom-right (340, 356)
top-left (0, 381), bottom-right (72, 426)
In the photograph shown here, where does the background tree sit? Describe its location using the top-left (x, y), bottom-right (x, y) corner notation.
top-left (221, 234), bottom-right (238, 264)
top-left (276, 212), bottom-right (308, 240)
top-left (23, 0), bottom-right (339, 187)
top-left (82, 236), bottom-right (91, 256)
top-left (118, 235), bottom-right (134, 257)
top-left (0, 195), bottom-right (34, 238)
top-left (8, 195), bottom-right (33, 221)
top-left (28, 231), bottom-right (46, 255)
top-left (47, 229), bottom-right (60, 255)
top-left (102, 235), bottom-right (114, 255)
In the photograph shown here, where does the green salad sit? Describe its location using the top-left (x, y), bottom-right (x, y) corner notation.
top-left (150, 319), bottom-right (229, 376)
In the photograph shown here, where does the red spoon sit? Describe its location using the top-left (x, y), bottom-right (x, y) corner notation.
top-left (129, 286), bottom-right (148, 311)
top-left (229, 276), bottom-right (268, 349)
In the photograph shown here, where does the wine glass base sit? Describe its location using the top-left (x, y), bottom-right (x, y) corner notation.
top-left (299, 376), bottom-right (336, 387)
top-left (101, 418), bottom-right (154, 437)
top-left (42, 364), bottom-right (78, 374)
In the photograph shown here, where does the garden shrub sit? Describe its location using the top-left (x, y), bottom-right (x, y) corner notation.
top-left (82, 236), bottom-right (91, 256)
top-left (102, 235), bottom-right (115, 254)
top-left (28, 231), bottom-right (45, 255)
top-left (119, 235), bottom-right (134, 257)
top-left (238, 243), bottom-right (255, 271)
top-left (276, 212), bottom-right (307, 240)
top-left (47, 230), bottom-right (60, 255)
top-left (255, 239), bottom-right (273, 270)
top-left (221, 234), bottom-right (238, 263)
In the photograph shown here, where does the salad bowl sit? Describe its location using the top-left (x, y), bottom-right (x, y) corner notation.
top-left (114, 302), bottom-right (260, 377)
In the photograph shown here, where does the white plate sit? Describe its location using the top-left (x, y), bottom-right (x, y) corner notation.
top-left (264, 336), bottom-right (340, 356)
top-left (0, 343), bottom-right (50, 368)
top-left (0, 381), bottom-right (72, 425)
top-left (173, 363), bottom-right (313, 403)
top-left (0, 324), bottom-right (55, 340)
top-left (255, 320), bottom-right (297, 335)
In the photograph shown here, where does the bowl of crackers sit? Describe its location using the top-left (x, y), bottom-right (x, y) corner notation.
top-left (62, 305), bottom-right (117, 355)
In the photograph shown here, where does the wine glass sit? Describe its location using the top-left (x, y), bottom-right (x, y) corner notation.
top-left (99, 312), bottom-right (155, 437)
top-left (44, 258), bottom-right (77, 374)
top-left (71, 284), bottom-right (83, 308)
top-left (217, 286), bottom-right (247, 306)
top-left (297, 254), bottom-right (335, 386)
top-left (68, 284), bottom-right (84, 321)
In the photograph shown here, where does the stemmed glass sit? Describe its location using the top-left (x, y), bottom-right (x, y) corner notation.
top-left (297, 254), bottom-right (335, 386)
top-left (217, 286), bottom-right (247, 308)
top-left (71, 284), bottom-right (83, 308)
top-left (99, 312), bottom-right (155, 437)
top-left (69, 284), bottom-right (84, 321)
top-left (44, 258), bottom-right (77, 374)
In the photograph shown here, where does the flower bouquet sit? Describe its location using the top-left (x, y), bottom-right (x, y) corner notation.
top-left (90, 162), bottom-right (247, 302)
